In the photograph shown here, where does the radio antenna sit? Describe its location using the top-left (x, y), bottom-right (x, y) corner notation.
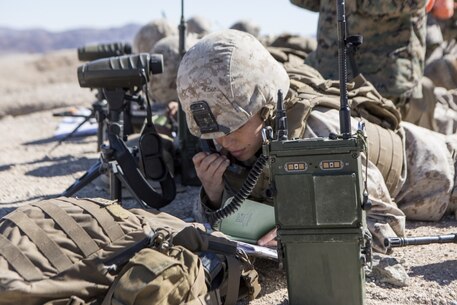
top-left (337, 0), bottom-right (351, 139)
top-left (178, 0), bottom-right (186, 58)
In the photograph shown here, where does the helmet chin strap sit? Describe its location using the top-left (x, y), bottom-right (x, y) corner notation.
top-left (259, 104), bottom-right (275, 121)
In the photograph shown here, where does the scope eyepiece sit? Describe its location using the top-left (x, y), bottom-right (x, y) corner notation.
top-left (77, 53), bottom-right (163, 89)
top-left (77, 42), bottom-right (132, 62)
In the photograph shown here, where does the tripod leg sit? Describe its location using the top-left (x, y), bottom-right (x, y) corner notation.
top-left (58, 114), bottom-right (93, 145)
top-left (93, 101), bottom-right (108, 153)
top-left (96, 119), bottom-right (105, 152)
top-left (62, 160), bottom-right (102, 197)
top-left (109, 161), bottom-right (122, 200)
top-left (112, 162), bottom-right (149, 208)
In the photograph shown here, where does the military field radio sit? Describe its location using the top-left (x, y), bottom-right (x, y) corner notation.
top-left (263, 0), bottom-right (372, 304)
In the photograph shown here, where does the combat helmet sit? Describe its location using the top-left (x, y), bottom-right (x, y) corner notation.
top-left (177, 29), bottom-right (290, 139)
top-left (229, 20), bottom-right (261, 38)
top-left (148, 35), bottom-right (199, 104)
top-left (187, 15), bottom-right (212, 35)
top-left (133, 19), bottom-right (177, 53)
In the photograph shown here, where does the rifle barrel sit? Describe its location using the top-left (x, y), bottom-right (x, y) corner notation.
top-left (385, 234), bottom-right (457, 248)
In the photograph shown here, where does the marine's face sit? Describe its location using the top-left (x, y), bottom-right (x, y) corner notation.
top-left (214, 113), bottom-right (264, 161)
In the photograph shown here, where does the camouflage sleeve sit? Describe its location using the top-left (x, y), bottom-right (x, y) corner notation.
top-left (289, 0), bottom-right (321, 12)
top-left (356, 0), bottom-right (426, 16)
top-left (199, 186), bottom-right (233, 215)
top-left (395, 122), bottom-right (455, 221)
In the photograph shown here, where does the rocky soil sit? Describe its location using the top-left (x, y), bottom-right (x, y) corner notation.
top-left (0, 50), bottom-right (456, 305)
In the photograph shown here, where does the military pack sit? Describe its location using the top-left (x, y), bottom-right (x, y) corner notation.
top-left (0, 197), bottom-right (260, 305)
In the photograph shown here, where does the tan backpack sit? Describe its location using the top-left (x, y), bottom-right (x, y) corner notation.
top-left (102, 246), bottom-right (208, 305)
top-left (0, 197), bottom-right (260, 305)
top-left (101, 244), bottom-right (258, 305)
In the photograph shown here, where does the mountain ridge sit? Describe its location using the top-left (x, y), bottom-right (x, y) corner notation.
top-left (0, 24), bottom-right (141, 54)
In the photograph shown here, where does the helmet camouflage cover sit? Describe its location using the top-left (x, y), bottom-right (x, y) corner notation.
top-left (187, 15), bottom-right (212, 35)
top-left (133, 19), bottom-right (177, 53)
top-left (177, 29), bottom-right (290, 139)
top-left (229, 20), bottom-right (261, 37)
top-left (149, 35), bottom-right (199, 104)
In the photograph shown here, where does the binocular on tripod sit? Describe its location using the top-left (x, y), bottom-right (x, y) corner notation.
top-left (63, 52), bottom-right (176, 209)
top-left (77, 42), bottom-right (132, 62)
top-left (53, 42), bottom-right (135, 151)
top-left (78, 53), bottom-right (163, 90)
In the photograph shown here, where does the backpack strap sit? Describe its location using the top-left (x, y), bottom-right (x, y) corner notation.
top-left (0, 233), bottom-right (42, 281)
top-left (58, 197), bottom-right (124, 242)
top-left (4, 210), bottom-right (73, 272)
top-left (184, 290), bottom-right (222, 305)
top-left (365, 120), bottom-right (404, 193)
top-left (223, 255), bottom-right (241, 305)
top-left (32, 200), bottom-right (99, 257)
top-left (42, 295), bottom-right (91, 305)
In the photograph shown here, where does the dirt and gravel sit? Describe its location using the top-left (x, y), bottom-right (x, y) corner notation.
top-left (0, 49), bottom-right (456, 305)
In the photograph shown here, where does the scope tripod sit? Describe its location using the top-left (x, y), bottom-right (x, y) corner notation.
top-left (52, 89), bottom-right (108, 152)
top-left (61, 88), bottom-right (176, 209)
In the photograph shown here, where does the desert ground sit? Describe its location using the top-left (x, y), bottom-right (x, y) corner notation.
top-left (0, 49), bottom-right (456, 305)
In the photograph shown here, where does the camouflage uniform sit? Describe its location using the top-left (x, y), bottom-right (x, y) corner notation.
top-left (424, 15), bottom-right (457, 135)
top-left (291, 0), bottom-right (427, 103)
top-left (437, 13), bottom-right (457, 41)
top-left (132, 19), bottom-right (177, 54)
top-left (178, 30), bottom-right (457, 253)
top-left (292, 0), bottom-right (457, 136)
top-left (426, 14), bottom-right (444, 59)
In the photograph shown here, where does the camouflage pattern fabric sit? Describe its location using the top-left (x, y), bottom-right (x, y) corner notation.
top-left (291, 0), bottom-right (427, 102)
top-left (187, 16), bottom-right (212, 35)
top-left (177, 30), bottom-right (290, 139)
top-left (437, 13), bottom-right (457, 41)
top-left (133, 19), bottom-right (178, 54)
top-left (148, 35), bottom-right (199, 105)
top-left (293, 0), bottom-right (457, 136)
top-left (425, 39), bottom-right (457, 90)
top-left (401, 76), bottom-right (438, 132)
top-left (426, 14), bottom-right (444, 59)
top-left (421, 39), bottom-right (457, 135)
top-left (269, 34), bottom-right (317, 55)
top-left (229, 20), bottom-right (261, 38)
top-left (445, 133), bottom-right (457, 219)
top-left (396, 122), bottom-right (455, 221)
top-left (433, 87), bottom-right (457, 134)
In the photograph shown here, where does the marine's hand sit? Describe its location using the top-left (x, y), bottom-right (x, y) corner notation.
top-left (257, 227), bottom-right (277, 247)
top-left (167, 101), bottom-right (179, 119)
top-left (193, 152), bottom-right (230, 206)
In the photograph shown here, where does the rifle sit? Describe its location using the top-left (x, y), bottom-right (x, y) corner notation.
top-left (384, 233), bottom-right (457, 249)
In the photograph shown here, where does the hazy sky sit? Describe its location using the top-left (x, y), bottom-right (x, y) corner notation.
top-left (0, 0), bottom-right (318, 37)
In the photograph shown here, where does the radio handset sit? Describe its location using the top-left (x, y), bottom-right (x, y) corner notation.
top-left (199, 138), bottom-right (218, 154)
top-left (190, 101), bottom-right (245, 175)
top-left (199, 139), bottom-right (245, 175)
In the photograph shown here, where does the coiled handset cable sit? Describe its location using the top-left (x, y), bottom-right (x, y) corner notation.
top-left (205, 154), bottom-right (269, 223)
top-left (205, 90), bottom-right (285, 224)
